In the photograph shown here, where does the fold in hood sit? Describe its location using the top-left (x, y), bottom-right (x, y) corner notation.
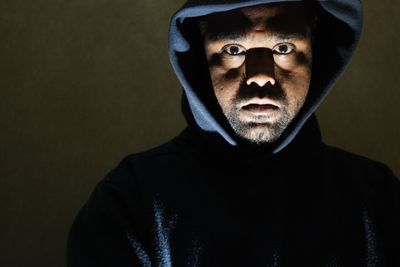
top-left (168, 0), bottom-right (363, 153)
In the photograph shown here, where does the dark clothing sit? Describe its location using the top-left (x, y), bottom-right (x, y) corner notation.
top-left (67, 0), bottom-right (399, 266)
top-left (67, 118), bottom-right (400, 267)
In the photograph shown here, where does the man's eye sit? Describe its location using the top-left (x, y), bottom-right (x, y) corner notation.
top-left (222, 44), bottom-right (246, 55)
top-left (273, 44), bottom-right (295, 54)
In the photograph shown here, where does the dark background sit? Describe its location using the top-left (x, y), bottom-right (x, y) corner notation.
top-left (1, 0), bottom-right (399, 266)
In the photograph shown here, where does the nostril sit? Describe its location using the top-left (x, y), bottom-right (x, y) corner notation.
top-left (246, 74), bottom-right (275, 87)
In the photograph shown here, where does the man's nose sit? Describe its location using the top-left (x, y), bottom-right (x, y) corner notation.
top-left (245, 48), bottom-right (276, 87)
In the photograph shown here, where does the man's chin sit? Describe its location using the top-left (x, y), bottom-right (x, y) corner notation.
top-left (226, 108), bottom-right (292, 144)
top-left (232, 122), bottom-right (284, 145)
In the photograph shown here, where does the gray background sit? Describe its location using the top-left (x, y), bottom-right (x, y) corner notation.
top-left (1, 0), bottom-right (399, 266)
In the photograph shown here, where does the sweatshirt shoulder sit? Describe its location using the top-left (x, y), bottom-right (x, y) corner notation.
top-left (323, 144), bottom-right (399, 188)
top-left (322, 145), bottom-right (399, 214)
top-left (103, 137), bottom-right (187, 186)
top-left (324, 145), bottom-right (393, 171)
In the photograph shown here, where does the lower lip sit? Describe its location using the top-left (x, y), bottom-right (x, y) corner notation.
top-left (242, 104), bottom-right (278, 113)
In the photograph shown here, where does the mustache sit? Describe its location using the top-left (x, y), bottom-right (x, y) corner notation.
top-left (232, 78), bottom-right (287, 106)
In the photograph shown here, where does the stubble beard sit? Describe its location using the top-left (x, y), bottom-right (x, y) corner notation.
top-left (221, 83), bottom-right (304, 145)
top-left (225, 103), bottom-right (293, 145)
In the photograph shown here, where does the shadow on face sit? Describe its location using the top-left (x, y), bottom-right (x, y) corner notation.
top-left (199, 3), bottom-right (313, 144)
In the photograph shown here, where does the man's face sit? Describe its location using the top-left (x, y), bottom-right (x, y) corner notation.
top-left (201, 3), bottom-right (313, 144)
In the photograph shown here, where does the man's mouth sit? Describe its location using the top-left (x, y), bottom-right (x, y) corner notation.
top-left (242, 103), bottom-right (279, 112)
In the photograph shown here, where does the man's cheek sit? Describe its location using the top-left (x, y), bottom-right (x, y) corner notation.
top-left (211, 68), bottom-right (245, 92)
top-left (274, 52), bottom-right (312, 71)
top-left (211, 75), bottom-right (240, 106)
top-left (212, 77), bottom-right (239, 96)
top-left (210, 66), bottom-right (242, 87)
top-left (276, 65), bottom-right (311, 86)
top-left (220, 54), bottom-right (246, 69)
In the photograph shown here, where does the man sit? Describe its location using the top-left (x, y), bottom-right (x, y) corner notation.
top-left (68, 0), bottom-right (399, 266)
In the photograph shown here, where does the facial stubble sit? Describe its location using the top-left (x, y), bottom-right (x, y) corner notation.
top-left (222, 82), bottom-right (304, 145)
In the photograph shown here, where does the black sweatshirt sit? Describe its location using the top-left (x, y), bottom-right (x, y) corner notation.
top-left (68, 119), bottom-right (399, 266)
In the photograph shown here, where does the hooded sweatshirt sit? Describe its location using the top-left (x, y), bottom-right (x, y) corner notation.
top-left (67, 0), bottom-right (400, 266)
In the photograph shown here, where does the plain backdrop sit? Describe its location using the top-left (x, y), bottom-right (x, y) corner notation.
top-left (1, 0), bottom-right (399, 266)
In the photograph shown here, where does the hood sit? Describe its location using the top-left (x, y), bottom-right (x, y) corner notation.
top-left (168, 0), bottom-right (363, 154)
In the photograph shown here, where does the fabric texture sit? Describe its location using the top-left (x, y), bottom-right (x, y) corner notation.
top-left (67, 0), bottom-right (399, 266)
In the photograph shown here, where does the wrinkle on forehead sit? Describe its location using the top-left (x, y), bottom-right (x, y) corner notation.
top-left (240, 4), bottom-right (282, 26)
top-left (201, 3), bottom-right (310, 41)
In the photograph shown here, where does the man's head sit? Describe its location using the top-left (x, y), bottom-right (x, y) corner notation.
top-left (200, 3), bottom-right (314, 144)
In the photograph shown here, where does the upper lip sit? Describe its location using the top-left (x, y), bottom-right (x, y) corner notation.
top-left (240, 99), bottom-right (281, 109)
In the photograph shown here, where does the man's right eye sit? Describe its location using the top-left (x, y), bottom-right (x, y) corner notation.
top-left (222, 44), bottom-right (246, 55)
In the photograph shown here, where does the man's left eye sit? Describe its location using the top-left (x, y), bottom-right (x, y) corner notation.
top-left (273, 44), bottom-right (295, 54)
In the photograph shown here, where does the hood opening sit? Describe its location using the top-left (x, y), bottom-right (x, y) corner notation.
top-left (169, 0), bottom-right (363, 154)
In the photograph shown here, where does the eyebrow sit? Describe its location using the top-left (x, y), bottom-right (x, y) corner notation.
top-left (276, 32), bottom-right (309, 41)
top-left (206, 30), bottom-right (247, 42)
top-left (206, 30), bottom-right (309, 42)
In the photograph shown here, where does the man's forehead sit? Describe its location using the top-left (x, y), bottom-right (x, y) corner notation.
top-left (212, 2), bottom-right (307, 21)
top-left (200, 3), bottom-right (310, 40)
top-left (240, 4), bottom-right (288, 23)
